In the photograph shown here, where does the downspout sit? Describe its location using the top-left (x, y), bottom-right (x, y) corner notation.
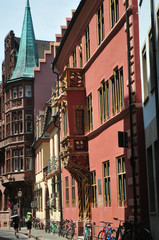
top-left (51, 62), bottom-right (63, 222)
top-left (125, 0), bottom-right (137, 224)
top-left (150, 0), bottom-right (159, 210)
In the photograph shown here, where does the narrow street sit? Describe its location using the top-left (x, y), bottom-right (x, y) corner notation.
top-left (0, 231), bottom-right (30, 239)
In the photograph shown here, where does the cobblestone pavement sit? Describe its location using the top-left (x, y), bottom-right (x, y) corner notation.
top-left (0, 227), bottom-right (69, 240)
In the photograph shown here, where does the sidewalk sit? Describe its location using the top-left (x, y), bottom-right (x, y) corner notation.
top-left (0, 227), bottom-right (69, 240)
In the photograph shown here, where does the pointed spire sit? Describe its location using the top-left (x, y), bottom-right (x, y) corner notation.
top-left (26, 0), bottom-right (30, 8)
top-left (10, 0), bottom-right (39, 82)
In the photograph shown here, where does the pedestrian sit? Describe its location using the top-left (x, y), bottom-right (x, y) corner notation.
top-left (11, 211), bottom-right (19, 238)
top-left (25, 212), bottom-right (32, 238)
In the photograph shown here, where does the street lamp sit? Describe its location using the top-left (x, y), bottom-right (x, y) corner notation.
top-left (18, 189), bottom-right (22, 230)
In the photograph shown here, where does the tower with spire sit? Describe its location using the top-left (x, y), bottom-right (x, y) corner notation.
top-left (9, 0), bottom-right (39, 81)
top-left (0, 0), bottom-right (50, 223)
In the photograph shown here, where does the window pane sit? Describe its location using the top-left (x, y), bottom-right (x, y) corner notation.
top-left (25, 85), bottom-right (32, 97)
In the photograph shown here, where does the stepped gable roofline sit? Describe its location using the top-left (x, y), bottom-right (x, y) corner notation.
top-left (9, 0), bottom-right (39, 83)
top-left (52, 0), bottom-right (86, 69)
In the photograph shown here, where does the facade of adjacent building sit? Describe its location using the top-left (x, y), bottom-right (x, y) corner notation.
top-left (138, 0), bottom-right (159, 239)
top-left (53, 0), bottom-right (149, 234)
top-left (33, 91), bottom-right (60, 226)
top-left (0, 0), bottom-right (56, 227)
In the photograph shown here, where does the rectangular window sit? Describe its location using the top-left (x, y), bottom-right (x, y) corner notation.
top-left (79, 39), bottom-right (83, 67)
top-left (110, 0), bottom-right (119, 28)
top-left (66, 177), bottom-right (69, 207)
top-left (103, 161), bottom-right (111, 205)
top-left (12, 150), bottom-right (18, 172)
top-left (99, 87), bottom-right (103, 122)
top-left (91, 171), bottom-right (97, 206)
top-left (25, 85), bottom-right (32, 97)
top-left (12, 122), bottom-right (18, 135)
top-left (63, 106), bottom-right (68, 137)
top-left (72, 48), bottom-right (77, 68)
top-left (75, 109), bottom-right (84, 135)
top-left (111, 75), bottom-right (116, 114)
top-left (85, 26), bottom-right (90, 62)
top-left (19, 149), bottom-right (23, 171)
top-left (87, 94), bottom-right (93, 131)
top-left (12, 111), bottom-right (22, 135)
top-left (98, 81), bottom-right (109, 123)
top-left (6, 151), bottom-right (10, 173)
top-left (111, 68), bottom-right (124, 114)
top-left (149, 30), bottom-right (155, 91)
top-left (97, 3), bottom-right (104, 45)
top-left (18, 86), bottom-right (22, 98)
top-left (13, 87), bottom-right (17, 99)
top-left (142, 46), bottom-right (149, 102)
top-left (72, 177), bottom-right (76, 206)
top-left (26, 157), bottom-right (32, 170)
top-left (117, 156), bottom-right (126, 204)
top-left (26, 121), bottom-right (32, 133)
top-left (106, 81), bottom-right (110, 117)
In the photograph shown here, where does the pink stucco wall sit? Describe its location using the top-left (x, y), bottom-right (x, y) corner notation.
top-left (34, 44), bottom-right (57, 117)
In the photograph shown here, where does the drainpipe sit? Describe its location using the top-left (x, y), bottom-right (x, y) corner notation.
top-left (125, 0), bottom-right (137, 225)
top-left (51, 62), bottom-right (63, 222)
top-left (150, 0), bottom-right (159, 211)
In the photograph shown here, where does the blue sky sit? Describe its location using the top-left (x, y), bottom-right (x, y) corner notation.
top-left (0, 0), bottom-right (81, 81)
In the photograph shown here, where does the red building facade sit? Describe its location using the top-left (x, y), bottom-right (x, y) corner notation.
top-left (53, 0), bottom-right (148, 232)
